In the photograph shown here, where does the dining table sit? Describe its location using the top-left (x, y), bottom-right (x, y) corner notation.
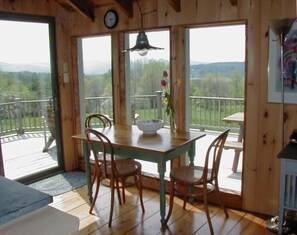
top-left (222, 112), bottom-right (244, 172)
top-left (72, 124), bottom-right (205, 227)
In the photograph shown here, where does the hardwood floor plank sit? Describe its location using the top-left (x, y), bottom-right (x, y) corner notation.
top-left (162, 201), bottom-right (206, 234)
top-left (193, 209), bottom-right (242, 235)
top-left (88, 188), bottom-right (160, 234)
top-left (49, 185), bottom-right (274, 235)
top-left (241, 215), bottom-right (272, 235)
top-left (228, 212), bottom-right (274, 235)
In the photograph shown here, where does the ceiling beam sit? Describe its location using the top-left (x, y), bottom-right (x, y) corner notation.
top-left (66, 0), bottom-right (95, 21)
top-left (167, 0), bottom-right (181, 12)
top-left (229, 0), bottom-right (237, 6)
top-left (114, 0), bottom-right (133, 18)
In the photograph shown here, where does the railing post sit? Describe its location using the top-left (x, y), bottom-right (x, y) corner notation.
top-left (15, 98), bottom-right (24, 135)
top-left (156, 91), bottom-right (163, 120)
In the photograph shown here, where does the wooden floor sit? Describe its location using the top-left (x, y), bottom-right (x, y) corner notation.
top-left (50, 184), bottom-right (273, 235)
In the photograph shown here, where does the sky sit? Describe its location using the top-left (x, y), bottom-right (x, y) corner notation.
top-left (81, 30), bottom-right (170, 63)
top-left (0, 20), bottom-right (50, 64)
top-left (0, 20), bottom-right (245, 66)
top-left (82, 35), bottom-right (112, 63)
top-left (190, 25), bottom-right (246, 63)
top-left (82, 24), bottom-right (245, 65)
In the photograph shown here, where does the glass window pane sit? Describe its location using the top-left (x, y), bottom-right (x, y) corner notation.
top-left (188, 24), bottom-right (246, 193)
top-left (126, 30), bottom-right (170, 176)
top-left (81, 36), bottom-right (113, 121)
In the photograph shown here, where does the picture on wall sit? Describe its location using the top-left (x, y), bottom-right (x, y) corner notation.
top-left (268, 22), bottom-right (297, 103)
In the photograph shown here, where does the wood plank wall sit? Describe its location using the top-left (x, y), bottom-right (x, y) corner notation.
top-left (1, 0), bottom-right (297, 216)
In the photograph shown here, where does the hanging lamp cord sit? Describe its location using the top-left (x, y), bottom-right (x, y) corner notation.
top-left (136, 0), bottom-right (156, 30)
top-left (136, 0), bottom-right (143, 30)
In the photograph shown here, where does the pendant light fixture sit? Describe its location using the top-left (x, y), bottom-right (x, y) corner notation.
top-left (123, 0), bottom-right (164, 56)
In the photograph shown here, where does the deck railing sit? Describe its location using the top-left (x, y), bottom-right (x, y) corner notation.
top-left (0, 99), bottom-right (50, 135)
top-left (0, 94), bottom-right (244, 136)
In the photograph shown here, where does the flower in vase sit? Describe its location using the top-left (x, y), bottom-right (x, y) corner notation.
top-left (160, 70), bottom-right (175, 116)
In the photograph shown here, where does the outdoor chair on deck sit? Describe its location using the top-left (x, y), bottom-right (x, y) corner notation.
top-left (165, 129), bottom-right (230, 235)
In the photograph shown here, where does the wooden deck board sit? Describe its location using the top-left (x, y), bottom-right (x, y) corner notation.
top-left (1, 132), bottom-right (58, 179)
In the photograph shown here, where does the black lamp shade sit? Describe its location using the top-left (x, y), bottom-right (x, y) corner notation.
top-left (123, 31), bottom-right (164, 52)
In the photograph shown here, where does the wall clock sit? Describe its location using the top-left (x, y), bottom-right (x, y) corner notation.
top-left (104, 10), bottom-right (119, 29)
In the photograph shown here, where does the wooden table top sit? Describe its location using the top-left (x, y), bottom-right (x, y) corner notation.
top-left (222, 112), bottom-right (244, 124)
top-left (73, 125), bottom-right (205, 155)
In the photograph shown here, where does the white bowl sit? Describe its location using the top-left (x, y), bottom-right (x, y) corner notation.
top-left (136, 119), bottom-right (163, 134)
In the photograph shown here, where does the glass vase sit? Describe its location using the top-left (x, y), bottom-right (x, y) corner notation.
top-left (169, 111), bottom-right (176, 133)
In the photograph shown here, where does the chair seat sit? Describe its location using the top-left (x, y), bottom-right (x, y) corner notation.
top-left (101, 159), bottom-right (141, 178)
top-left (115, 159), bottom-right (142, 176)
top-left (170, 166), bottom-right (211, 184)
top-left (171, 166), bottom-right (214, 196)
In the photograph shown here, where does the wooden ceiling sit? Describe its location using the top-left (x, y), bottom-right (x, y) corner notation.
top-left (54, 0), bottom-right (237, 22)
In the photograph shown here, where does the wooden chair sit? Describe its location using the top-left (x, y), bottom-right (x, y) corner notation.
top-left (85, 128), bottom-right (145, 227)
top-left (84, 114), bottom-right (142, 204)
top-left (84, 114), bottom-right (112, 186)
top-left (84, 113), bottom-right (112, 128)
top-left (165, 129), bottom-right (230, 235)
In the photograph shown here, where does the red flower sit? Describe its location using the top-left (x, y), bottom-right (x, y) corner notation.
top-left (163, 70), bottom-right (168, 78)
top-left (161, 79), bottom-right (167, 87)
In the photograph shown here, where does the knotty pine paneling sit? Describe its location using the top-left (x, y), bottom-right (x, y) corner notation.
top-left (241, 0), bottom-right (262, 214)
top-left (1, 0), bottom-right (297, 216)
top-left (252, 0), bottom-right (297, 215)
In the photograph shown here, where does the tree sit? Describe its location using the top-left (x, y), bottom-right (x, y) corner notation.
top-left (137, 59), bottom-right (168, 95)
top-left (228, 71), bottom-right (244, 98)
top-left (84, 69), bottom-right (112, 97)
top-left (200, 73), bottom-right (229, 97)
top-left (130, 59), bottom-right (145, 96)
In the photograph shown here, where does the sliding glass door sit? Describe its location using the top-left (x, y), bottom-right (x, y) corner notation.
top-left (0, 13), bottom-right (63, 183)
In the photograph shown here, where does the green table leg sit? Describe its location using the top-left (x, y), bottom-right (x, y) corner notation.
top-left (188, 142), bottom-right (196, 166)
top-left (158, 160), bottom-right (167, 227)
top-left (83, 142), bottom-right (93, 203)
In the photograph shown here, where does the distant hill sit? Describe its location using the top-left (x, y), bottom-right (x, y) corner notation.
top-left (0, 61), bottom-right (50, 73)
top-left (0, 61), bottom-right (111, 75)
top-left (83, 61), bottom-right (111, 75)
top-left (0, 61), bottom-right (244, 77)
top-left (190, 62), bottom-right (244, 79)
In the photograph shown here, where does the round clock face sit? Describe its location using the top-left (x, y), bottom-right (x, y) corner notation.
top-left (104, 10), bottom-right (119, 29)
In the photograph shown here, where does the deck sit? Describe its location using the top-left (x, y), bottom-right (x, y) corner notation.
top-left (1, 131), bottom-right (242, 193)
top-left (1, 132), bottom-right (58, 180)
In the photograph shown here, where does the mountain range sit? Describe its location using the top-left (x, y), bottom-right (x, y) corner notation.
top-left (0, 61), bottom-right (244, 76)
top-left (190, 61), bottom-right (244, 78)
top-left (0, 61), bottom-right (50, 73)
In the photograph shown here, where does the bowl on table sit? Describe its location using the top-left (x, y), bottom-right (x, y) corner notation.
top-left (136, 119), bottom-right (163, 134)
